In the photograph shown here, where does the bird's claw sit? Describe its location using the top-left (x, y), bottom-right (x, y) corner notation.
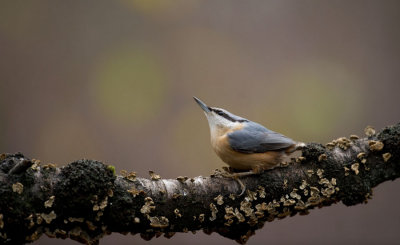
top-left (220, 172), bottom-right (247, 196)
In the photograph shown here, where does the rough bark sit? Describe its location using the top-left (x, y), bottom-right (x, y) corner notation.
top-left (0, 123), bottom-right (399, 244)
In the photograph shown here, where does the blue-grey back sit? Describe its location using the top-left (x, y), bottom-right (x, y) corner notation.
top-left (228, 122), bottom-right (295, 153)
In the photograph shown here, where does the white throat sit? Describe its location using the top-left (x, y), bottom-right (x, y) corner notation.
top-left (205, 113), bottom-right (239, 136)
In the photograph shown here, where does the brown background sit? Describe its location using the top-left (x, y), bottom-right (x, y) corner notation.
top-left (1, 0), bottom-right (399, 244)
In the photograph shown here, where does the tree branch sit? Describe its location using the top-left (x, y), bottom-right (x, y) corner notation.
top-left (0, 123), bottom-right (399, 244)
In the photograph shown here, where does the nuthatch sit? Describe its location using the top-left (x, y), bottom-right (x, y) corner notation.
top-left (194, 97), bottom-right (305, 176)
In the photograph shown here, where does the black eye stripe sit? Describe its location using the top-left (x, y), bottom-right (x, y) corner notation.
top-left (211, 108), bottom-right (247, 123)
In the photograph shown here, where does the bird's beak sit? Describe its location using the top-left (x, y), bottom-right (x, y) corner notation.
top-left (193, 97), bottom-right (211, 113)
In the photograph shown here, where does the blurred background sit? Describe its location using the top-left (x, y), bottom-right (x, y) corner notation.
top-left (0, 0), bottom-right (399, 244)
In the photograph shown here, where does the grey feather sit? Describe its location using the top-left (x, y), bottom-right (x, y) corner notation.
top-left (228, 122), bottom-right (295, 153)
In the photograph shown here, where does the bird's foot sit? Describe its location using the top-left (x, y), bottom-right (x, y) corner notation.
top-left (220, 172), bottom-right (247, 196)
top-left (221, 168), bottom-right (263, 196)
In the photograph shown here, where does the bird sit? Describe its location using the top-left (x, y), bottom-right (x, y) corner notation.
top-left (194, 97), bottom-right (305, 177)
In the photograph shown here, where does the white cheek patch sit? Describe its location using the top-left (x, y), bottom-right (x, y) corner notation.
top-left (206, 114), bottom-right (241, 137)
top-left (207, 114), bottom-right (236, 127)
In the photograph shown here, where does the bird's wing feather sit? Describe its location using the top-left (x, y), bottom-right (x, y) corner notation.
top-left (228, 122), bottom-right (295, 153)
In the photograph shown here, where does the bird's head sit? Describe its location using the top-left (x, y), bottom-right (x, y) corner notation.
top-left (193, 97), bottom-right (248, 133)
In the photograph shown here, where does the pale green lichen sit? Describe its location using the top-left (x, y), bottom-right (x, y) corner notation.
top-left (149, 216), bottom-right (169, 228)
top-left (369, 140), bottom-right (384, 151)
top-left (44, 196), bottom-right (55, 208)
top-left (41, 211), bottom-right (57, 224)
top-left (12, 182), bottom-right (23, 194)
top-left (382, 153), bottom-right (392, 162)
top-left (209, 203), bottom-right (218, 221)
top-left (106, 165), bottom-right (116, 176)
top-left (214, 195), bottom-right (224, 205)
top-left (364, 126), bottom-right (376, 136)
top-left (351, 163), bottom-right (360, 175)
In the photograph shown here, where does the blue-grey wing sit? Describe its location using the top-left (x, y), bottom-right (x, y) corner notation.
top-left (228, 122), bottom-right (295, 153)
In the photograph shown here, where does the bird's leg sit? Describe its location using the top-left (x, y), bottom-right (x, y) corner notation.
top-left (221, 166), bottom-right (264, 196)
top-left (223, 170), bottom-right (257, 178)
top-left (220, 173), bottom-right (247, 196)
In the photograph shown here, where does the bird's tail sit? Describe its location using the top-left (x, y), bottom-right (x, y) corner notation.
top-left (295, 142), bottom-right (306, 150)
top-left (285, 142), bottom-right (306, 154)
